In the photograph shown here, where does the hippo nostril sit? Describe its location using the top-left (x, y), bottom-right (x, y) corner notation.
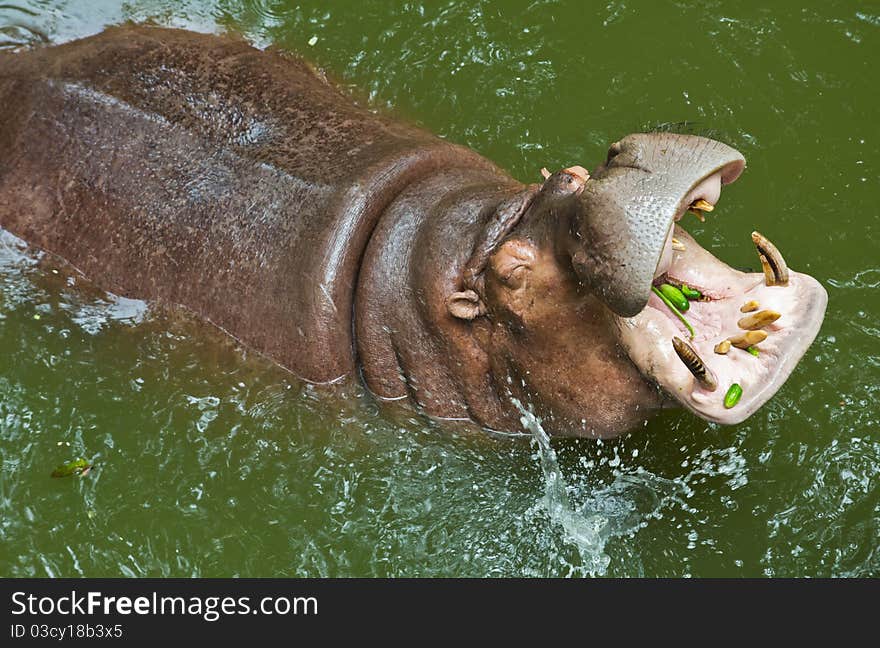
top-left (606, 141), bottom-right (622, 164)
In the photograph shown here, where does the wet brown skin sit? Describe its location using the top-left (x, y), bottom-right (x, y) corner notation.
top-left (357, 168), bottom-right (663, 436)
top-left (0, 25), bottom-right (671, 437)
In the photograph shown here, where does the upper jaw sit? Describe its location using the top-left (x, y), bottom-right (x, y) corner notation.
top-left (569, 133), bottom-right (746, 318)
top-left (614, 227), bottom-right (828, 424)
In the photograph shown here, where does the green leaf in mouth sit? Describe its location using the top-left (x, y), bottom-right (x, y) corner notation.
top-left (651, 285), bottom-right (695, 339)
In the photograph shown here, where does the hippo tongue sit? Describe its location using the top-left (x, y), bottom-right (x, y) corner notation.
top-left (567, 133), bottom-right (745, 317)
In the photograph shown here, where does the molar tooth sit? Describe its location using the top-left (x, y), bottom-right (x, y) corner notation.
top-left (672, 337), bottom-right (718, 391)
top-left (714, 340), bottom-right (731, 355)
top-left (728, 330), bottom-right (768, 349)
top-left (751, 231), bottom-right (790, 286)
top-left (737, 309), bottom-right (781, 330)
top-left (740, 300), bottom-right (760, 313)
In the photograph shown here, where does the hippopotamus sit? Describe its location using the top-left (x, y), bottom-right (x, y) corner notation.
top-left (0, 25), bottom-right (827, 437)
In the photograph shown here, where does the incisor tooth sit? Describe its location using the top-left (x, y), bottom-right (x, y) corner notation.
top-left (758, 254), bottom-right (776, 286)
top-left (740, 300), bottom-right (760, 313)
top-left (728, 330), bottom-right (768, 349)
top-left (672, 237), bottom-right (686, 251)
top-left (737, 309), bottom-right (781, 330)
top-left (688, 199), bottom-right (714, 222)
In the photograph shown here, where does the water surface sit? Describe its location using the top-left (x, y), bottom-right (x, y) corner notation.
top-left (1, 0), bottom-right (877, 576)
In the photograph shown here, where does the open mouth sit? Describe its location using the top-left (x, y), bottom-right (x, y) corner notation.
top-left (614, 165), bottom-right (828, 424)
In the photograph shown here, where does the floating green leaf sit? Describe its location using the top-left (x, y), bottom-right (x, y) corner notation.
top-left (51, 457), bottom-right (92, 478)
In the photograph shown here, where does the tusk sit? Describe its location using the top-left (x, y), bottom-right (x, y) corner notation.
top-left (672, 337), bottom-right (718, 391)
top-left (751, 231), bottom-right (789, 286)
top-left (728, 330), bottom-right (768, 349)
top-left (738, 309), bottom-right (781, 330)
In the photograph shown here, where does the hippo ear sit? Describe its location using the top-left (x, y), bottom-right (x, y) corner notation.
top-left (446, 290), bottom-right (486, 320)
top-left (448, 239), bottom-right (536, 320)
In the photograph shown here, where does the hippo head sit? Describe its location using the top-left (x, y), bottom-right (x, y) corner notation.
top-left (447, 133), bottom-right (827, 437)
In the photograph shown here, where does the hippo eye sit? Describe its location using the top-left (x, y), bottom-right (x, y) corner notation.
top-left (501, 263), bottom-right (528, 287)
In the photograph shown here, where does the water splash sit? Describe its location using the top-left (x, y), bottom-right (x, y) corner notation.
top-left (61, 294), bottom-right (149, 335)
top-left (514, 399), bottom-right (725, 576)
top-left (513, 399), bottom-right (619, 574)
top-left (0, 228), bottom-right (37, 268)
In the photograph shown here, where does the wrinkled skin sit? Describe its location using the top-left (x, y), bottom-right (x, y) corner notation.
top-left (0, 26), bottom-right (827, 438)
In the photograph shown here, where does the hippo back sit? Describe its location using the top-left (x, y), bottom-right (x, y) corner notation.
top-left (0, 25), bottom-right (503, 382)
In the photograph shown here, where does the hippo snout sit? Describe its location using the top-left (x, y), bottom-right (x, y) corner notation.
top-left (565, 133), bottom-right (746, 317)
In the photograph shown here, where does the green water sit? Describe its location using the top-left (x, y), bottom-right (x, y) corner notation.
top-left (1, 0), bottom-right (877, 577)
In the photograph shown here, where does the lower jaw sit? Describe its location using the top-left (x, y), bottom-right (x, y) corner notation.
top-left (614, 227), bottom-right (827, 425)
